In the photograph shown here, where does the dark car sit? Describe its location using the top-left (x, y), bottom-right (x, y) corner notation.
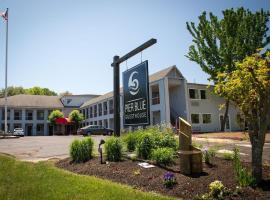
top-left (77, 125), bottom-right (113, 136)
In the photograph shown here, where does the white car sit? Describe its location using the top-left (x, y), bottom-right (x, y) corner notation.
top-left (13, 128), bottom-right (24, 137)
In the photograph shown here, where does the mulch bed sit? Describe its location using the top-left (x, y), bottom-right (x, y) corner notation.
top-left (56, 157), bottom-right (270, 200)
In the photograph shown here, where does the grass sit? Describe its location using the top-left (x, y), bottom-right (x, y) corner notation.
top-left (0, 154), bottom-right (176, 200)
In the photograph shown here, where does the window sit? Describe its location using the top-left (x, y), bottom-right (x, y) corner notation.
top-left (1, 109), bottom-right (10, 120)
top-left (94, 105), bottom-right (97, 117)
top-left (37, 110), bottom-right (44, 120)
top-left (202, 114), bottom-right (211, 124)
top-left (109, 100), bottom-right (114, 114)
top-left (66, 99), bottom-right (72, 104)
top-left (98, 103), bottom-right (102, 116)
top-left (189, 89), bottom-right (199, 99)
top-left (36, 124), bottom-right (44, 135)
top-left (90, 107), bottom-right (93, 118)
top-left (99, 120), bottom-right (102, 126)
top-left (191, 114), bottom-right (200, 124)
top-left (104, 119), bottom-right (108, 128)
top-left (14, 110), bottom-right (22, 120)
top-left (82, 109), bottom-right (86, 118)
top-left (90, 121), bottom-right (93, 125)
top-left (151, 85), bottom-right (160, 105)
top-left (200, 90), bottom-right (206, 99)
top-left (103, 102), bottom-right (108, 115)
top-left (26, 110), bottom-right (33, 120)
top-left (86, 108), bottom-right (89, 119)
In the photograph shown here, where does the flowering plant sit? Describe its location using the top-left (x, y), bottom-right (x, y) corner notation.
top-left (163, 172), bottom-right (177, 188)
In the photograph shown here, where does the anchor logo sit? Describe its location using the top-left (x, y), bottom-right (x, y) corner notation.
top-left (128, 71), bottom-right (140, 95)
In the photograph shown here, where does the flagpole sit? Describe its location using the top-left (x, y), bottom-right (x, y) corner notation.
top-left (4, 8), bottom-right (8, 135)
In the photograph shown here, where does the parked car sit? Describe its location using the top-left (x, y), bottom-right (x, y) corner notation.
top-left (77, 125), bottom-right (113, 136)
top-left (13, 128), bottom-right (24, 137)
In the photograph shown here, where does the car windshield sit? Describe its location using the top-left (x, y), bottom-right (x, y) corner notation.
top-left (14, 128), bottom-right (23, 131)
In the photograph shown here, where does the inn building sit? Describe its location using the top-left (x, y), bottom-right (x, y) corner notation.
top-left (0, 66), bottom-right (242, 135)
top-left (80, 66), bottom-right (241, 132)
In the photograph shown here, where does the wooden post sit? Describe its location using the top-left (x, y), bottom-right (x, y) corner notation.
top-left (111, 39), bottom-right (157, 137)
top-left (113, 55), bottom-right (120, 137)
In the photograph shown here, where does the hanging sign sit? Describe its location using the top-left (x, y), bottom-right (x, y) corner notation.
top-left (123, 61), bottom-right (150, 126)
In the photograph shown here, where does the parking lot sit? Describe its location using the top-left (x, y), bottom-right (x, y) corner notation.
top-left (0, 135), bottom-right (106, 162)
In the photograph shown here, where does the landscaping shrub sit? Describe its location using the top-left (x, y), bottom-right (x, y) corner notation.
top-left (123, 133), bottom-right (137, 152)
top-left (136, 133), bottom-right (154, 159)
top-left (233, 148), bottom-right (255, 187)
top-left (200, 180), bottom-right (228, 200)
top-left (209, 180), bottom-right (225, 199)
top-left (158, 133), bottom-right (177, 150)
top-left (151, 147), bottom-right (174, 166)
top-left (105, 137), bottom-right (123, 162)
top-left (70, 137), bottom-right (94, 163)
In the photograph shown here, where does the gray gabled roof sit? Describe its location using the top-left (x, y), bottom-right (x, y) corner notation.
top-left (81, 65), bottom-right (183, 108)
top-left (0, 94), bottom-right (64, 108)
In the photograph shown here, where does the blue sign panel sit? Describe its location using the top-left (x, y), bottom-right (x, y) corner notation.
top-left (123, 61), bottom-right (150, 126)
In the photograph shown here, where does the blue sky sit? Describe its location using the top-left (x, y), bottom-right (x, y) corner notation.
top-left (0, 0), bottom-right (269, 95)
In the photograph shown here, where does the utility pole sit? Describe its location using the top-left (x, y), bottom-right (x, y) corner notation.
top-left (111, 38), bottom-right (157, 137)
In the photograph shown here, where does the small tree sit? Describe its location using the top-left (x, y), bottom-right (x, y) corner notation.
top-left (69, 110), bottom-right (84, 130)
top-left (215, 52), bottom-right (270, 183)
top-left (186, 8), bottom-right (270, 131)
top-left (48, 110), bottom-right (64, 124)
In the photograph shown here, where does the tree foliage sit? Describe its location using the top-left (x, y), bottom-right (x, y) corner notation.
top-left (186, 7), bottom-right (270, 131)
top-left (186, 7), bottom-right (270, 82)
top-left (48, 110), bottom-right (64, 124)
top-left (0, 86), bottom-right (57, 98)
top-left (215, 52), bottom-right (270, 183)
top-left (25, 86), bottom-right (57, 96)
top-left (68, 110), bottom-right (84, 125)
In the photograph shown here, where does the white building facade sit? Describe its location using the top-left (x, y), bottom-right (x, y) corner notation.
top-left (79, 66), bottom-right (242, 132)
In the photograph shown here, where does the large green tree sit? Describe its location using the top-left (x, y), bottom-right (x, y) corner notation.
top-left (215, 52), bottom-right (270, 183)
top-left (25, 86), bottom-right (57, 96)
top-left (186, 8), bottom-right (270, 131)
top-left (0, 86), bottom-right (25, 98)
top-left (0, 86), bottom-right (58, 97)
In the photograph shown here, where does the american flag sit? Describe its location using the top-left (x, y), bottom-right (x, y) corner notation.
top-left (1, 9), bottom-right (8, 20)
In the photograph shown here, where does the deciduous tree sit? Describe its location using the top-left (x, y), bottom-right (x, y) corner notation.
top-left (215, 52), bottom-right (270, 183)
top-left (186, 8), bottom-right (270, 131)
top-left (69, 110), bottom-right (84, 130)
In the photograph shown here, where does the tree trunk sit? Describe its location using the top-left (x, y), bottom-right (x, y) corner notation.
top-left (221, 99), bottom-right (230, 132)
top-left (251, 138), bottom-right (263, 183)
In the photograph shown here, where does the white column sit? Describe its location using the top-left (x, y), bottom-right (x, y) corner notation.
top-left (164, 77), bottom-right (171, 124)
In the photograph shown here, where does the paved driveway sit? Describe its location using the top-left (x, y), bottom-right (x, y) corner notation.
top-left (0, 136), bottom-right (106, 162)
top-left (193, 137), bottom-right (270, 163)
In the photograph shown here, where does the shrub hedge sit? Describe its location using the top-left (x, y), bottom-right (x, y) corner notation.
top-left (105, 137), bottom-right (123, 162)
top-left (70, 137), bottom-right (94, 163)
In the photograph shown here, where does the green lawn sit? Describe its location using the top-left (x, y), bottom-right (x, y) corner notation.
top-left (0, 154), bottom-right (177, 200)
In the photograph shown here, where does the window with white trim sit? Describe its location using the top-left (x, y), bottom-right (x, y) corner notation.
top-left (191, 114), bottom-right (200, 124)
top-left (189, 89), bottom-right (199, 99)
top-left (202, 114), bottom-right (211, 124)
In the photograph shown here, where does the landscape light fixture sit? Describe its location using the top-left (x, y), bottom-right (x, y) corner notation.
top-left (98, 139), bottom-right (105, 164)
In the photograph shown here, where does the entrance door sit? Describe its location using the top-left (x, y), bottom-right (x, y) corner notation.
top-left (25, 124), bottom-right (33, 136)
top-left (48, 125), bottom-right (53, 136)
top-left (219, 114), bottom-right (231, 131)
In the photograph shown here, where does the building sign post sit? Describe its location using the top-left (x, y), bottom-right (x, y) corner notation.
top-left (111, 38), bottom-right (157, 136)
top-left (123, 61), bottom-right (150, 126)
